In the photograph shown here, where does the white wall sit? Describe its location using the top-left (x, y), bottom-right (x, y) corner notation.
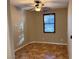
top-left (68, 0), bottom-right (72, 59)
top-left (25, 8), bottom-right (68, 45)
top-left (7, 14), bottom-right (15, 59)
top-left (7, 0), bottom-right (15, 58)
top-left (7, 25), bottom-right (15, 59)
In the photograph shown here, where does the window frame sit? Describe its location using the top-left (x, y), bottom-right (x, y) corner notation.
top-left (43, 13), bottom-right (56, 33)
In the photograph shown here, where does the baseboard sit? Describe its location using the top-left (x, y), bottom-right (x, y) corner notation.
top-left (15, 41), bottom-right (68, 52)
top-left (15, 42), bottom-right (33, 52)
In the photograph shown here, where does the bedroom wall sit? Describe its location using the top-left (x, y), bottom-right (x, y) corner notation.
top-left (25, 8), bottom-right (68, 44)
top-left (8, 0), bottom-right (15, 58)
top-left (10, 4), bottom-right (30, 49)
top-left (68, 0), bottom-right (72, 59)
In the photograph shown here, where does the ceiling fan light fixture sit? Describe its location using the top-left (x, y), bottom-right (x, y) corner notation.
top-left (34, 1), bottom-right (42, 11)
top-left (35, 7), bottom-right (41, 11)
top-left (35, 5), bottom-right (42, 11)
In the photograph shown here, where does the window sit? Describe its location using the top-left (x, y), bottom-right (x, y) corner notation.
top-left (43, 13), bottom-right (55, 33)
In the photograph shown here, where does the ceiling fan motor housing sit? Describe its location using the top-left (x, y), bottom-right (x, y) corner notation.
top-left (35, 1), bottom-right (41, 3)
top-left (35, 1), bottom-right (44, 7)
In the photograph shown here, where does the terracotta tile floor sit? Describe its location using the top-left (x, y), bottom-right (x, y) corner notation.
top-left (15, 43), bottom-right (69, 59)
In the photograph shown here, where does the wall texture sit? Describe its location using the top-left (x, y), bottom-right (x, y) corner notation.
top-left (10, 4), bottom-right (21, 49)
top-left (10, 4), bottom-right (29, 49)
top-left (8, 1), bottom-right (16, 58)
top-left (25, 8), bottom-right (68, 44)
top-left (68, 0), bottom-right (72, 59)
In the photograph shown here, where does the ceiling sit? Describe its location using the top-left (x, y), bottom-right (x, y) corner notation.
top-left (10, 0), bottom-right (68, 9)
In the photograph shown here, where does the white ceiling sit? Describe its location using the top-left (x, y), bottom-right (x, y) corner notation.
top-left (10, 0), bottom-right (68, 9)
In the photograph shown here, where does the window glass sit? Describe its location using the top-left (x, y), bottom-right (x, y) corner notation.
top-left (45, 24), bottom-right (54, 32)
top-left (44, 14), bottom-right (55, 33)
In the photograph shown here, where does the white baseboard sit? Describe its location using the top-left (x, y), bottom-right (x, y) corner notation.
top-left (15, 41), bottom-right (68, 52)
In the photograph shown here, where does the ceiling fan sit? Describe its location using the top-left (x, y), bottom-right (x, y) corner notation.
top-left (34, 0), bottom-right (44, 11)
top-left (15, 0), bottom-right (68, 12)
top-left (15, 0), bottom-right (48, 11)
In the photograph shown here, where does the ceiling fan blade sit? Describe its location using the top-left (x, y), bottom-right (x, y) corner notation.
top-left (15, 3), bottom-right (35, 10)
top-left (22, 6), bottom-right (34, 10)
top-left (45, 4), bottom-right (67, 8)
top-left (43, 0), bottom-right (68, 9)
top-left (16, 3), bottom-right (34, 7)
